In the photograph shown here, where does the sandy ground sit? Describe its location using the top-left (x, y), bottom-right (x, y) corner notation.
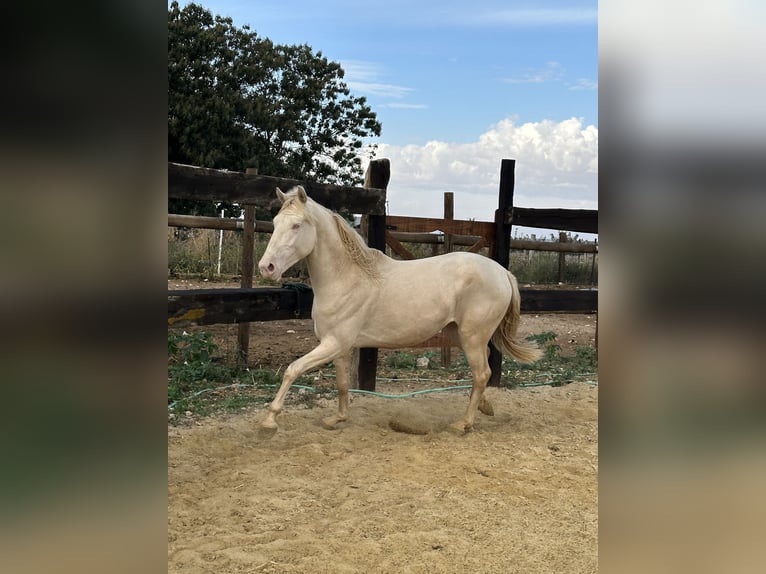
top-left (168, 278), bottom-right (598, 573)
top-left (168, 380), bottom-right (597, 574)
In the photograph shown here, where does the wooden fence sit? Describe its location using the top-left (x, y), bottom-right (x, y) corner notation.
top-left (168, 158), bottom-right (597, 389)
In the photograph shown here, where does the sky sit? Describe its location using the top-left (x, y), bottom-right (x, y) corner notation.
top-left (173, 1), bottom-right (598, 237)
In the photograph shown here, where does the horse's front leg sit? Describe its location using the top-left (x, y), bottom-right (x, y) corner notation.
top-left (262, 340), bottom-right (344, 431)
top-left (322, 351), bottom-right (352, 430)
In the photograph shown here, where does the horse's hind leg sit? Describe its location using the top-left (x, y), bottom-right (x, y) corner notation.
top-left (451, 339), bottom-right (492, 433)
top-left (322, 351), bottom-right (352, 430)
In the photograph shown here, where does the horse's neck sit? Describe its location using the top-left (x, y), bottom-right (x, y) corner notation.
top-left (305, 209), bottom-right (358, 290)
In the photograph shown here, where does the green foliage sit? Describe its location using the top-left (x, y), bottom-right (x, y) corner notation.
top-left (168, 227), bottom-right (248, 279)
top-left (525, 331), bottom-right (562, 360)
top-left (167, 329), bottom-right (597, 420)
top-left (168, 331), bottom-right (239, 408)
top-left (168, 1), bottom-right (381, 216)
top-left (386, 351), bottom-right (418, 370)
top-left (510, 251), bottom-right (597, 285)
top-left (500, 332), bottom-right (598, 387)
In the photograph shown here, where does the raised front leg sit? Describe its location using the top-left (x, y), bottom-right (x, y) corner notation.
top-left (262, 340), bottom-right (344, 431)
top-left (321, 351), bottom-right (352, 430)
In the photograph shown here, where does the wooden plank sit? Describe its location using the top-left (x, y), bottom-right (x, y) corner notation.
top-left (510, 237), bottom-right (597, 253)
top-left (508, 207), bottom-right (598, 234)
top-left (388, 231), bottom-right (476, 245)
top-left (386, 215), bottom-right (494, 238)
top-left (168, 288), bottom-right (313, 327)
top-left (167, 287), bottom-right (597, 331)
top-left (169, 162), bottom-right (387, 215)
top-left (558, 231), bottom-right (566, 283)
top-left (519, 288), bottom-right (598, 313)
top-left (168, 214), bottom-right (243, 231)
top-left (385, 231), bottom-right (415, 260)
top-left (383, 231), bottom-right (595, 253)
top-left (441, 192), bottom-right (454, 367)
top-left (467, 237), bottom-right (487, 253)
top-left (168, 214), bottom-right (275, 233)
top-left (237, 197), bottom-right (257, 365)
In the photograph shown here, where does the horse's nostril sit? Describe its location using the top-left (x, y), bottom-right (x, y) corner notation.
top-left (268, 263), bottom-right (274, 272)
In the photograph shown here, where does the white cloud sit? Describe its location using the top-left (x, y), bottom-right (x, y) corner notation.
top-left (364, 117), bottom-right (597, 225)
top-left (568, 78), bottom-right (598, 91)
top-left (347, 82), bottom-right (413, 98)
top-left (341, 59), bottom-right (413, 99)
top-left (503, 61), bottom-right (564, 84)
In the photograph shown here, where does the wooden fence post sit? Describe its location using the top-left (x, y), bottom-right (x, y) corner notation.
top-left (441, 192), bottom-right (454, 368)
top-left (489, 159), bottom-right (515, 386)
top-left (237, 167), bottom-right (258, 365)
top-left (590, 238), bottom-right (598, 285)
top-left (358, 159), bottom-right (390, 392)
top-left (558, 231), bottom-right (567, 283)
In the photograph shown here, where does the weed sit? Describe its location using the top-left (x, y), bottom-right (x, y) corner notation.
top-left (168, 330), bottom-right (597, 421)
top-left (500, 331), bottom-right (597, 387)
top-left (386, 351), bottom-right (418, 370)
top-left (168, 331), bottom-right (242, 409)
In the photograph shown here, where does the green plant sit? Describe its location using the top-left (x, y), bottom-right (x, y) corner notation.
top-left (500, 331), bottom-right (597, 387)
top-left (385, 351), bottom-right (418, 370)
top-left (510, 249), bottom-right (597, 285)
top-left (525, 331), bottom-right (562, 361)
top-left (168, 331), bottom-right (240, 406)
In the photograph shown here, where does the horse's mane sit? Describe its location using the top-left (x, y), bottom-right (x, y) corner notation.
top-left (278, 188), bottom-right (380, 280)
top-left (330, 212), bottom-right (381, 280)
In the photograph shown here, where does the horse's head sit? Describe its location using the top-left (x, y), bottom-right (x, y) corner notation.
top-left (258, 186), bottom-right (317, 281)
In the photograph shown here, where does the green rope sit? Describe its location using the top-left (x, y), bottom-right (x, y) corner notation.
top-left (168, 379), bottom-right (597, 411)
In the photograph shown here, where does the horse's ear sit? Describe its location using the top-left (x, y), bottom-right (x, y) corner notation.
top-left (295, 186), bottom-right (308, 203)
top-left (276, 187), bottom-right (287, 203)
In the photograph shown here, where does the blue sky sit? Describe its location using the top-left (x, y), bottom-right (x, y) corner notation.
top-left (172, 1), bottom-right (598, 233)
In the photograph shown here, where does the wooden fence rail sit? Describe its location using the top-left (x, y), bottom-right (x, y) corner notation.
top-left (168, 213), bottom-right (597, 254)
top-left (169, 162), bottom-right (387, 215)
top-left (167, 287), bottom-right (596, 329)
top-left (508, 207), bottom-right (598, 234)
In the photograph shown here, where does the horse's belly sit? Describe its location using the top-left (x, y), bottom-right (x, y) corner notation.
top-left (354, 299), bottom-right (452, 348)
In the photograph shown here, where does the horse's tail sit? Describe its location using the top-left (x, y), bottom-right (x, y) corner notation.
top-left (491, 272), bottom-right (543, 364)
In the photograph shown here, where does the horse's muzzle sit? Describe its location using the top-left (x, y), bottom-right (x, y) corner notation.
top-left (258, 259), bottom-right (281, 281)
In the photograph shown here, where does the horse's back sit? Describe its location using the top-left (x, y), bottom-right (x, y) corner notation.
top-left (381, 251), bottom-right (509, 294)
top-left (350, 251), bottom-right (511, 348)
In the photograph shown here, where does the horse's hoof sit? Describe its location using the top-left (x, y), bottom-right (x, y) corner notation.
top-left (449, 421), bottom-right (471, 434)
top-left (478, 397), bottom-right (495, 416)
top-left (260, 418), bottom-right (278, 435)
top-left (321, 416), bottom-right (345, 430)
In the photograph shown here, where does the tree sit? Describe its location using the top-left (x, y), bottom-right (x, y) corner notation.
top-left (168, 2), bottom-right (381, 216)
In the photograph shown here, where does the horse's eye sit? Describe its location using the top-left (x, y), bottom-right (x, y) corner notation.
top-left (292, 223), bottom-right (300, 230)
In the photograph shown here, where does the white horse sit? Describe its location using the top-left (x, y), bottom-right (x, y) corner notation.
top-left (258, 186), bottom-right (541, 433)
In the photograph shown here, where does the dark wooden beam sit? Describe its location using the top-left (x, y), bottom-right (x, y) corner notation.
top-left (519, 288), bottom-right (598, 313)
top-left (237, 196), bottom-right (257, 364)
top-left (489, 159), bottom-right (516, 386)
top-left (168, 162), bottom-right (387, 215)
top-left (166, 288), bottom-right (597, 331)
top-left (508, 207), bottom-right (598, 234)
top-left (168, 288), bottom-right (314, 327)
top-left (358, 159), bottom-right (390, 391)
